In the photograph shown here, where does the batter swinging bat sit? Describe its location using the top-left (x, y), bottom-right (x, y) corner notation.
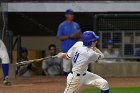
top-left (16, 56), bottom-right (57, 66)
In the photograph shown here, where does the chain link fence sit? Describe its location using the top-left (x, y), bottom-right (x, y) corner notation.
top-left (94, 14), bottom-right (140, 58)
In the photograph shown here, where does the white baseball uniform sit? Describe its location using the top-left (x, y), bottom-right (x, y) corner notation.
top-left (64, 41), bottom-right (109, 93)
top-left (0, 39), bottom-right (10, 64)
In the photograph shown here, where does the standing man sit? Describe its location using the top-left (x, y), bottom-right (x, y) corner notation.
top-left (0, 39), bottom-right (10, 85)
top-left (57, 9), bottom-right (81, 76)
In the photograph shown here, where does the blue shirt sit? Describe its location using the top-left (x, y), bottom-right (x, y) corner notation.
top-left (57, 21), bottom-right (81, 52)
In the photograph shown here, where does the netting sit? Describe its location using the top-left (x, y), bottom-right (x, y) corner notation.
top-left (96, 14), bottom-right (140, 57)
top-left (96, 14), bottom-right (140, 31)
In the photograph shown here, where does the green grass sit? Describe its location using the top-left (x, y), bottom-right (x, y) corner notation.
top-left (81, 87), bottom-right (140, 93)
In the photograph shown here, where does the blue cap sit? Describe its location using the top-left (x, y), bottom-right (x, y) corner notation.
top-left (82, 31), bottom-right (99, 47)
top-left (21, 47), bottom-right (28, 53)
top-left (65, 9), bottom-right (74, 14)
top-left (135, 49), bottom-right (140, 56)
top-left (107, 40), bottom-right (113, 45)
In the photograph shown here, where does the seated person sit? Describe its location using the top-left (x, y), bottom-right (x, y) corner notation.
top-left (135, 49), bottom-right (140, 62)
top-left (17, 47), bottom-right (33, 77)
top-left (42, 44), bottom-right (63, 76)
top-left (102, 40), bottom-right (119, 63)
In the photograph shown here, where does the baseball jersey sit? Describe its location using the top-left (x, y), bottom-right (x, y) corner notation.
top-left (103, 50), bottom-right (119, 63)
top-left (0, 40), bottom-right (9, 64)
top-left (57, 21), bottom-right (81, 52)
top-left (66, 41), bottom-right (101, 74)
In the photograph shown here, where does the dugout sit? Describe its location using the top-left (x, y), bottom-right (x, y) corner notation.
top-left (6, 1), bottom-right (140, 77)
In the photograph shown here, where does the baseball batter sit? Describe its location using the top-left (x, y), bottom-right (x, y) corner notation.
top-left (0, 39), bottom-right (10, 85)
top-left (57, 31), bottom-right (109, 93)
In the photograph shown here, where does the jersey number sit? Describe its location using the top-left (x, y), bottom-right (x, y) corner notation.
top-left (73, 52), bottom-right (80, 63)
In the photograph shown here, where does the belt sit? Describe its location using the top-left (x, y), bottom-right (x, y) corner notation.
top-left (71, 71), bottom-right (86, 76)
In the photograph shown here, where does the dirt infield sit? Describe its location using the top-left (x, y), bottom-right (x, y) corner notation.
top-left (0, 76), bottom-right (140, 93)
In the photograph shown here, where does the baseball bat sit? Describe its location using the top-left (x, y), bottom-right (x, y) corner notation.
top-left (16, 56), bottom-right (57, 66)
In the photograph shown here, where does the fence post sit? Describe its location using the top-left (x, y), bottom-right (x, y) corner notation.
top-left (17, 35), bottom-right (21, 63)
top-left (5, 30), bottom-right (13, 63)
top-left (93, 14), bottom-right (97, 32)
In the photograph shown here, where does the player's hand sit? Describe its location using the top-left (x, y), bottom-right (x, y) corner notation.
top-left (69, 31), bottom-right (80, 38)
top-left (92, 47), bottom-right (105, 59)
top-left (56, 52), bottom-right (66, 58)
top-left (91, 47), bottom-right (97, 51)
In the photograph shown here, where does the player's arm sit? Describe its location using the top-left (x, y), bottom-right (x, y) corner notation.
top-left (56, 52), bottom-right (67, 59)
top-left (58, 36), bottom-right (70, 41)
top-left (69, 30), bottom-right (81, 39)
top-left (91, 47), bottom-right (104, 60)
top-left (58, 31), bottom-right (81, 41)
top-left (94, 47), bottom-right (104, 59)
top-left (70, 23), bottom-right (81, 39)
top-left (57, 24), bottom-right (70, 41)
top-left (56, 44), bottom-right (76, 60)
top-left (59, 23), bottom-right (81, 40)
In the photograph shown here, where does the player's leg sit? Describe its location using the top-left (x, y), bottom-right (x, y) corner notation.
top-left (83, 71), bottom-right (109, 93)
top-left (0, 40), bottom-right (10, 85)
top-left (64, 73), bottom-right (83, 93)
top-left (0, 49), bottom-right (10, 85)
top-left (63, 59), bottom-right (72, 76)
top-left (2, 63), bottom-right (9, 79)
top-left (2, 62), bottom-right (11, 85)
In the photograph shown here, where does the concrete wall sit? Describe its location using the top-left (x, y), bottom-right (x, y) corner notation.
top-left (14, 36), bottom-right (61, 54)
top-left (8, 2), bottom-right (140, 12)
top-left (90, 62), bottom-right (140, 77)
top-left (19, 36), bottom-right (140, 51)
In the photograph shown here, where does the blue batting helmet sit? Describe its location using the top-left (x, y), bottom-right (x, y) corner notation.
top-left (82, 31), bottom-right (99, 47)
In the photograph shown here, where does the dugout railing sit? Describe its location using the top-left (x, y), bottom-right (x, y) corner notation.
top-left (93, 13), bottom-right (140, 60)
top-left (99, 31), bottom-right (140, 58)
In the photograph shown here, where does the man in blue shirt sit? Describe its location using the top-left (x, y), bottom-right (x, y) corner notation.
top-left (57, 9), bottom-right (81, 76)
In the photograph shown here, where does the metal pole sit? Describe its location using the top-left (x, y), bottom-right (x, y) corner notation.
top-left (17, 35), bottom-right (21, 62)
top-left (122, 32), bottom-right (125, 57)
top-left (133, 32), bottom-right (136, 56)
top-left (93, 14), bottom-right (97, 32)
top-left (1, 2), bottom-right (8, 41)
top-left (8, 31), bottom-right (13, 63)
top-left (0, 3), bottom-right (3, 39)
top-left (99, 31), bottom-right (102, 50)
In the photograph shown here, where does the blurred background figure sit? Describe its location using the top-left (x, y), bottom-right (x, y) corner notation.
top-left (17, 47), bottom-right (34, 77)
top-left (135, 49), bottom-right (140, 62)
top-left (42, 44), bottom-right (63, 76)
top-left (20, 47), bottom-right (28, 61)
top-left (103, 40), bottom-right (119, 63)
top-left (57, 9), bottom-right (81, 76)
